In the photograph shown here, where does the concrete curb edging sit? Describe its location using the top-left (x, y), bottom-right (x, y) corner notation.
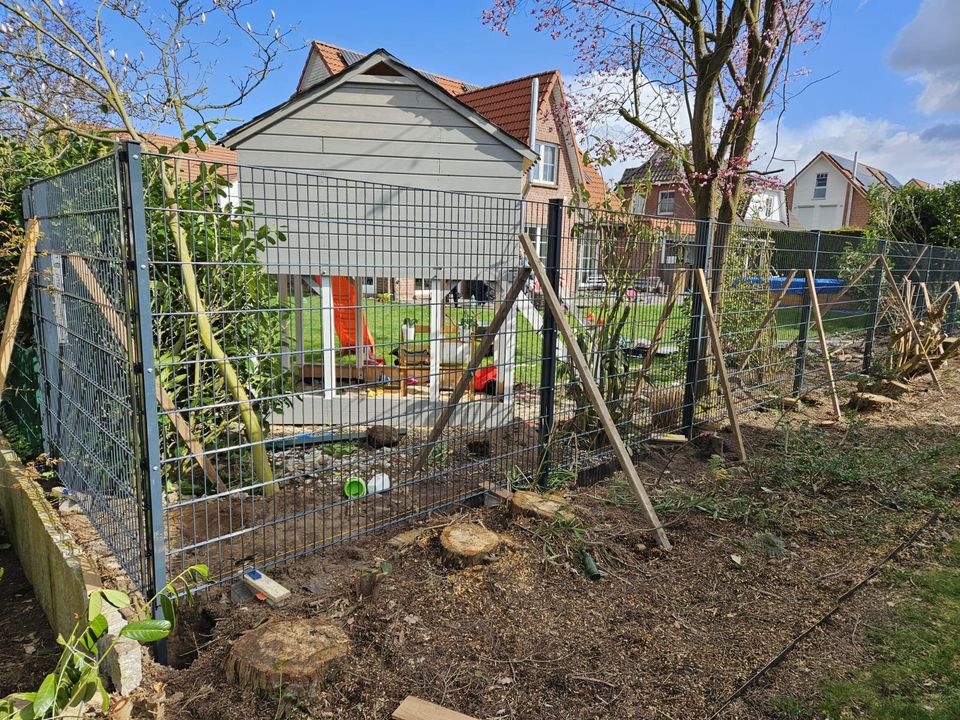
top-left (0, 439), bottom-right (143, 695)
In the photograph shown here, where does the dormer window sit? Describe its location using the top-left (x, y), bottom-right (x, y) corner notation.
top-left (813, 173), bottom-right (828, 200)
top-left (530, 141), bottom-right (559, 184)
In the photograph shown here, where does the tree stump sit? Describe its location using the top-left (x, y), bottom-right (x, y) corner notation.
top-left (848, 392), bottom-right (897, 412)
top-left (439, 523), bottom-right (501, 566)
top-left (224, 619), bottom-right (350, 696)
top-left (510, 490), bottom-right (572, 522)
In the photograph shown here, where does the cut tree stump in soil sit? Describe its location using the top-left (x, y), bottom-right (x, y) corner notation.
top-left (439, 523), bottom-right (501, 566)
top-left (224, 619), bottom-right (350, 695)
top-left (510, 490), bottom-right (573, 522)
top-left (848, 392), bottom-right (897, 411)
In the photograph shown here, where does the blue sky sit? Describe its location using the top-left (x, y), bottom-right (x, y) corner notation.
top-left (178, 0), bottom-right (960, 184)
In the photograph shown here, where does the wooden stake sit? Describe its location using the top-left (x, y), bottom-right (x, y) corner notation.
top-left (737, 268), bottom-right (798, 370)
top-left (0, 219), bottom-right (39, 397)
top-left (640, 273), bottom-right (681, 374)
top-left (919, 282), bottom-right (933, 314)
top-left (413, 267), bottom-right (531, 473)
top-left (67, 255), bottom-right (226, 492)
top-left (520, 232), bottom-right (672, 550)
top-left (804, 269), bottom-right (843, 421)
top-left (692, 269), bottom-right (747, 462)
top-left (901, 246), bottom-right (928, 286)
top-left (831, 255), bottom-right (880, 304)
top-left (880, 257), bottom-right (944, 395)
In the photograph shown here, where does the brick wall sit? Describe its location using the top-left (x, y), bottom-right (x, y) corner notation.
top-left (525, 94), bottom-right (581, 294)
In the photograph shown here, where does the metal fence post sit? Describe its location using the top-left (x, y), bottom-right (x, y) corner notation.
top-left (537, 198), bottom-right (563, 487)
top-left (792, 230), bottom-right (821, 396)
top-left (119, 142), bottom-right (168, 661)
top-left (23, 183), bottom-right (62, 456)
top-left (681, 218), bottom-right (713, 436)
top-left (862, 237), bottom-right (887, 373)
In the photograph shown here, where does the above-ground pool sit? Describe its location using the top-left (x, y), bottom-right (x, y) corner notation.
top-left (768, 275), bottom-right (844, 295)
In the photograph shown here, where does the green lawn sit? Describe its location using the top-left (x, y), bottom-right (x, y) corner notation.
top-left (775, 540), bottom-right (960, 719)
top-left (283, 296), bottom-right (871, 388)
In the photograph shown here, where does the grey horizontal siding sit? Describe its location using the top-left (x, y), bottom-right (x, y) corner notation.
top-left (233, 80), bottom-right (524, 198)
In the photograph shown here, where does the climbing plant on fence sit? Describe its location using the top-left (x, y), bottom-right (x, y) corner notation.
top-left (142, 145), bottom-right (289, 493)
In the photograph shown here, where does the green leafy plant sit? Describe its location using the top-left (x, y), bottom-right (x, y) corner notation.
top-left (0, 565), bottom-right (207, 719)
top-left (142, 133), bottom-right (289, 493)
top-left (558, 206), bottom-right (667, 446)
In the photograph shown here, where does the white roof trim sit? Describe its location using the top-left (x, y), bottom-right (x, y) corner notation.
top-left (223, 50), bottom-right (538, 162)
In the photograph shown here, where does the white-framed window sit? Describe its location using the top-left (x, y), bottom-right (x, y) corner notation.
top-left (657, 190), bottom-right (676, 216)
top-left (524, 225), bottom-right (548, 259)
top-left (631, 193), bottom-right (646, 214)
top-left (530, 141), bottom-right (559, 184)
top-left (764, 196), bottom-right (774, 218)
top-left (813, 173), bottom-right (828, 200)
top-left (578, 231), bottom-right (601, 286)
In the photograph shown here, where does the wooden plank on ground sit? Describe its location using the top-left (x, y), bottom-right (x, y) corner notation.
top-left (693, 269), bottom-right (747, 462)
top-left (413, 267), bottom-right (531, 473)
top-left (0, 219), bottom-right (39, 397)
top-left (804, 268), bottom-right (843, 421)
top-left (520, 232), bottom-right (672, 550)
top-left (392, 696), bottom-right (479, 720)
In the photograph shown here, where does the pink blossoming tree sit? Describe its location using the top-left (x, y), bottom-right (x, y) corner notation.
top-left (485, 0), bottom-right (828, 228)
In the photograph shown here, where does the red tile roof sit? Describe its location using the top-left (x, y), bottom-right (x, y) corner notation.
top-left (310, 41), bottom-right (473, 96)
top-left (296, 42), bottom-right (609, 204)
top-left (457, 71), bottom-right (557, 144)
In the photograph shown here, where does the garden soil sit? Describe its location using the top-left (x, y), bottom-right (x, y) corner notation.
top-left (127, 369), bottom-right (959, 719)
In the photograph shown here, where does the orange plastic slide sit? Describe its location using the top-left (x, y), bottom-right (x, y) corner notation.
top-left (314, 275), bottom-right (376, 360)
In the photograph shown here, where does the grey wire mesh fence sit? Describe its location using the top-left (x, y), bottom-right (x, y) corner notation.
top-left (22, 143), bottom-right (960, 597)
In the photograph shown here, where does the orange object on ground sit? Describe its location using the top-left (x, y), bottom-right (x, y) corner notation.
top-left (315, 275), bottom-right (376, 360)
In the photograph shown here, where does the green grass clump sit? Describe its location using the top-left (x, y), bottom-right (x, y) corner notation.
top-left (794, 540), bottom-right (960, 719)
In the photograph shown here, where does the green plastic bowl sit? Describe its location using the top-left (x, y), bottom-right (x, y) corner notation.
top-left (343, 477), bottom-right (367, 498)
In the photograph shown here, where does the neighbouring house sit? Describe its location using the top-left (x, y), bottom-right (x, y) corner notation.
top-left (225, 40), bottom-right (609, 296)
top-left (619, 148), bottom-right (695, 220)
top-left (784, 151), bottom-right (929, 231)
top-left (617, 148), bottom-right (795, 287)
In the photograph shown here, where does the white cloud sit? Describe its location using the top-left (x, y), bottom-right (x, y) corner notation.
top-left (753, 112), bottom-right (960, 185)
top-left (889, 0), bottom-right (960, 113)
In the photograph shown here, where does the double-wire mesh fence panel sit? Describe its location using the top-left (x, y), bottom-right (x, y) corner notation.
top-left (25, 153), bottom-right (158, 592)
top-left (22, 145), bottom-right (960, 596)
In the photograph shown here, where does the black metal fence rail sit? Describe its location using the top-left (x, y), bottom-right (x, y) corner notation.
top-left (22, 143), bottom-right (960, 597)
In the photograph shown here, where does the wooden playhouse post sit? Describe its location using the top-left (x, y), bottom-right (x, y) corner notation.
top-left (317, 274), bottom-right (338, 398)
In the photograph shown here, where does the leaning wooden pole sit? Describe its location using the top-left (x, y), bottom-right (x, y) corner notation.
top-left (0, 218), bottom-right (39, 398)
top-left (737, 268), bottom-right (799, 371)
top-left (520, 232), bottom-right (672, 550)
top-left (880, 257), bottom-right (944, 395)
top-left (413, 267), bottom-right (531, 473)
top-left (67, 255), bottom-right (226, 493)
top-left (693, 269), bottom-right (747, 462)
top-left (157, 169), bottom-right (275, 492)
top-left (804, 268), bottom-right (843, 421)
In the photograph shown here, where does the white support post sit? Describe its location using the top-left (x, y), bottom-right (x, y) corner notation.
top-left (294, 277), bottom-right (305, 385)
top-left (278, 274), bottom-right (290, 372)
top-left (429, 277), bottom-right (442, 403)
top-left (494, 298), bottom-right (518, 401)
top-left (354, 276), bottom-right (364, 369)
top-left (318, 274), bottom-right (338, 398)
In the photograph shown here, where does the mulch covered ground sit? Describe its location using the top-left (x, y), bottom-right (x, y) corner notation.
top-left (131, 369), bottom-right (959, 720)
top-left (0, 539), bottom-right (60, 698)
